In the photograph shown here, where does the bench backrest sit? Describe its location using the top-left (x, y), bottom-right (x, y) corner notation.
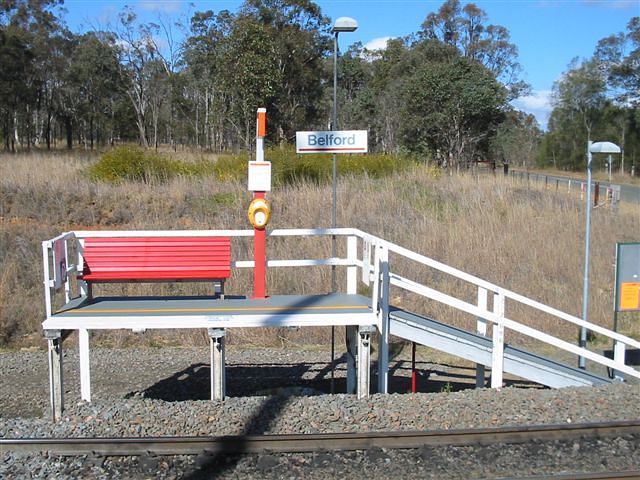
top-left (80, 237), bottom-right (231, 282)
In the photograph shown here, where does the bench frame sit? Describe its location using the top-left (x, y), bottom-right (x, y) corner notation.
top-left (42, 232), bottom-right (233, 319)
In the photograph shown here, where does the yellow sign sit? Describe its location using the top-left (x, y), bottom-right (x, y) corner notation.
top-left (620, 282), bottom-right (640, 311)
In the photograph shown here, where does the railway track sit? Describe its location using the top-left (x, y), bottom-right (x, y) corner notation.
top-left (2, 420), bottom-right (638, 457)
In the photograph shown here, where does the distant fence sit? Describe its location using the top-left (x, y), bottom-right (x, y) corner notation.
top-left (508, 170), bottom-right (622, 208)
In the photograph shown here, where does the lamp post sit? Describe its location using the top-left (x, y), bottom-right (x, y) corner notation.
top-left (330, 17), bottom-right (358, 290)
top-left (330, 16), bottom-right (357, 394)
top-left (579, 140), bottom-right (620, 369)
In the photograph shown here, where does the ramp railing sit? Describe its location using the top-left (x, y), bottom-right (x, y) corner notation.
top-left (43, 228), bottom-right (640, 391)
top-left (357, 231), bottom-right (640, 391)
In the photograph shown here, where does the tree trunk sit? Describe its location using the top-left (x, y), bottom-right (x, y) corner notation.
top-left (65, 117), bottom-right (73, 150)
top-left (45, 113), bottom-right (51, 150)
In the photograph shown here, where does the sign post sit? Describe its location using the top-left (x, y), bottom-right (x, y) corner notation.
top-left (296, 129), bottom-right (367, 393)
top-left (248, 108), bottom-right (271, 299)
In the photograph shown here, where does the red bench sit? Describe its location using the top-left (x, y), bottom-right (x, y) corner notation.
top-left (79, 236), bottom-right (231, 297)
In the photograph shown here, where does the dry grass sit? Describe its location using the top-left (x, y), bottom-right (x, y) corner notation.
top-left (1, 151), bottom-right (638, 351)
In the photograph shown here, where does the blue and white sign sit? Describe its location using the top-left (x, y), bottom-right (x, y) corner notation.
top-left (296, 130), bottom-right (368, 154)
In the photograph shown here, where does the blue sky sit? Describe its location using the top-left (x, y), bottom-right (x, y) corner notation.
top-left (61, 0), bottom-right (639, 129)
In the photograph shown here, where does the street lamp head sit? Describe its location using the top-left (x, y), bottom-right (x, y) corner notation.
top-left (589, 141), bottom-right (621, 154)
top-left (332, 17), bottom-right (358, 33)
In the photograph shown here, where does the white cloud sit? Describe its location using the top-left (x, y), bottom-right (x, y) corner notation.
top-left (579, 0), bottom-right (635, 9)
top-left (512, 90), bottom-right (553, 130)
top-left (138, 1), bottom-right (183, 14)
top-left (364, 37), bottom-right (394, 52)
top-left (515, 90), bottom-right (552, 111)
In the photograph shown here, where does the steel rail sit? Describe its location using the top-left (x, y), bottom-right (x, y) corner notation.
top-left (2, 420), bottom-right (638, 457)
top-left (516, 473), bottom-right (640, 480)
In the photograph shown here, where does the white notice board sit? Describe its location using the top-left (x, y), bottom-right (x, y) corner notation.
top-left (248, 161), bottom-right (272, 192)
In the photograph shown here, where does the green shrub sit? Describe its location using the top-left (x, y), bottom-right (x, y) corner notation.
top-left (88, 146), bottom-right (213, 183)
top-left (212, 154), bottom-right (247, 182)
top-left (88, 146), bottom-right (416, 185)
top-left (269, 147), bottom-right (415, 185)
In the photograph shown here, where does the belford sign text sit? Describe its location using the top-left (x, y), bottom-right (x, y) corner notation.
top-left (296, 130), bottom-right (368, 154)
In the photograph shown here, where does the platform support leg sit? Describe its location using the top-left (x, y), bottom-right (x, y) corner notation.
top-left (208, 328), bottom-right (226, 401)
top-left (45, 330), bottom-right (64, 422)
top-left (376, 247), bottom-right (390, 394)
top-left (357, 326), bottom-right (375, 399)
top-left (475, 287), bottom-right (488, 388)
top-left (346, 325), bottom-right (358, 394)
top-left (79, 328), bottom-right (91, 402)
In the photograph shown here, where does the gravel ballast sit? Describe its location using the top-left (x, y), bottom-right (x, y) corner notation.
top-left (1, 346), bottom-right (639, 479)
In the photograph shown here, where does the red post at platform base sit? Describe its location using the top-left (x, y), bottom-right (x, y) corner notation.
top-left (253, 191), bottom-right (267, 299)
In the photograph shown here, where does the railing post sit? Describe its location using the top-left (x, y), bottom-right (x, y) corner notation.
top-left (613, 340), bottom-right (626, 382)
top-left (347, 235), bottom-right (358, 294)
top-left (376, 245), bottom-right (390, 394)
top-left (42, 241), bottom-right (53, 319)
top-left (371, 241), bottom-right (381, 323)
top-left (78, 238), bottom-right (90, 299)
top-left (346, 236), bottom-right (358, 395)
top-left (475, 287), bottom-right (488, 388)
top-left (362, 237), bottom-right (372, 286)
top-left (491, 292), bottom-right (505, 389)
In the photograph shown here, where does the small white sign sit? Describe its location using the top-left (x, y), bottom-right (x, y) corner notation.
top-left (296, 130), bottom-right (368, 154)
top-left (248, 161), bottom-right (272, 191)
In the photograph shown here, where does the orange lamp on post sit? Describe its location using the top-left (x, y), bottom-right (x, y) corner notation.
top-left (248, 108), bottom-right (271, 298)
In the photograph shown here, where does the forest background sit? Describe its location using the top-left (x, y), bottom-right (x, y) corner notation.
top-left (1, 0), bottom-right (639, 173)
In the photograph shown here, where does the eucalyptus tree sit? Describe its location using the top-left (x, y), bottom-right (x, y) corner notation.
top-left (239, 0), bottom-right (331, 142)
top-left (183, 0), bottom-right (330, 150)
top-left (0, 0), bottom-right (67, 150)
top-left (0, 25), bottom-right (34, 150)
top-left (493, 110), bottom-right (541, 168)
top-left (114, 7), bottom-right (170, 147)
top-left (399, 41), bottom-right (507, 169)
top-left (419, 0), bottom-right (528, 99)
top-left (56, 32), bottom-right (123, 149)
top-left (183, 9), bottom-right (234, 150)
top-left (541, 18), bottom-right (640, 172)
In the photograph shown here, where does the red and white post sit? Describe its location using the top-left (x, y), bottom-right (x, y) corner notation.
top-left (251, 108), bottom-right (268, 299)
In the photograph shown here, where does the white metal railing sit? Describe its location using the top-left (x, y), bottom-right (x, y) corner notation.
top-left (43, 228), bottom-right (640, 390)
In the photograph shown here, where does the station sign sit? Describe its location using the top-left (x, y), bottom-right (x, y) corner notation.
top-left (296, 130), bottom-right (368, 154)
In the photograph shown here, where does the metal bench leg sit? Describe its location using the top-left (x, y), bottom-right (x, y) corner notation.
top-left (208, 328), bottom-right (226, 401)
top-left (214, 280), bottom-right (225, 299)
top-left (357, 326), bottom-right (375, 399)
top-left (45, 330), bottom-right (64, 422)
